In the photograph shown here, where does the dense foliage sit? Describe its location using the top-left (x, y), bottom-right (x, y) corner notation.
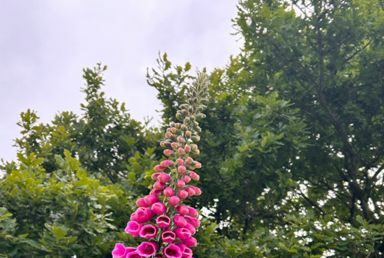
top-left (1, 0), bottom-right (384, 257)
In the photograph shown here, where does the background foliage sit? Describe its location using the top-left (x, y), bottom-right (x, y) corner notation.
top-left (1, 0), bottom-right (384, 257)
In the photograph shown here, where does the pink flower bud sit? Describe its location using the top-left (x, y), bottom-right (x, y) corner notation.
top-left (151, 172), bottom-right (161, 180)
top-left (170, 127), bottom-right (177, 134)
top-left (177, 147), bottom-right (186, 156)
top-left (177, 136), bottom-right (185, 143)
top-left (185, 215), bottom-right (200, 228)
top-left (183, 236), bottom-right (198, 247)
top-left (161, 160), bottom-right (174, 167)
top-left (149, 189), bottom-right (162, 196)
top-left (137, 242), bottom-right (158, 257)
top-left (184, 223), bottom-right (196, 235)
top-left (171, 142), bottom-right (179, 149)
top-left (158, 173), bottom-right (171, 183)
top-left (163, 149), bottom-right (174, 156)
top-left (165, 132), bottom-right (173, 138)
top-left (185, 157), bottom-right (193, 165)
top-left (153, 181), bottom-right (165, 190)
top-left (178, 190), bottom-right (189, 199)
top-left (144, 194), bottom-right (159, 205)
top-left (189, 171), bottom-right (200, 181)
top-left (176, 158), bottom-right (184, 166)
top-left (112, 243), bottom-right (127, 258)
top-left (130, 208), bottom-right (153, 223)
top-left (177, 165), bottom-right (187, 174)
top-left (186, 187), bottom-right (196, 197)
top-left (125, 221), bottom-right (141, 237)
top-left (163, 187), bottom-right (175, 197)
top-left (139, 224), bottom-right (158, 239)
top-left (174, 227), bottom-right (192, 240)
top-left (185, 131), bottom-right (192, 137)
top-left (163, 244), bottom-right (182, 258)
top-left (184, 145), bottom-right (191, 153)
top-left (156, 215), bottom-right (171, 228)
top-left (176, 205), bottom-right (190, 215)
top-left (176, 179), bottom-right (186, 188)
top-left (190, 186), bottom-right (202, 196)
top-left (151, 202), bottom-right (166, 215)
top-left (173, 215), bottom-right (187, 227)
top-left (187, 207), bottom-right (198, 217)
top-left (182, 175), bottom-right (191, 183)
top-left (160, 141), bottom-right (167, 148)
top-left (194, 161), bottom-right (202, 169)
top-left (154, 165), bottom-right (164, 172)
top-left (161, 230), bottom-right (176, 243)
top-left (136, 197), bottom-right (148, 207)
top-left (169, 196), bottom-right (180, 206)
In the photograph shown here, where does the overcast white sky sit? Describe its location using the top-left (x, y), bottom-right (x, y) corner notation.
top-left (0, 1), bottom-right (241, 162)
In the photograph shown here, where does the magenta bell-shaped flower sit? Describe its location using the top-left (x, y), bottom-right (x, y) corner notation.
top-left (139, 224), bottom-right (158, 239)
top-left (163, 244), bottom-right (182, 258)
top-left (137, 241), bottom-right (158, 257)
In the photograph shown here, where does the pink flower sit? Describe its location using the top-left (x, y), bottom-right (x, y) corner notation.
top-left (163, 244), bottom-right (182, 258)
top-left (158, 173), bottom-right (171, 183)
top-left (154, 165), bottom-right (164, 172)
top-left (187, 207), bottom-right (198, 217)
top-left (163, 149), bottom-right (173, 156)
top-left (176, 205), bottom-right (189, 216)
top-left (184, 145), bottom-right (191, 153)
top-left (182, 175), bottom-right (191, 183)
top-left (185, 216), bottom-right (200, 228)
top-left (177, 190), bottom-right (188, 199)
top-left (184, 223), bottom-right (196, 235)
top-left (190, 186), bottom-right (202, 196)
top-left (177, 165), bottom-right (187, 174)
top-left (131, 208), bottom-right (153, 223)
top-left (182, 236), bottom-right (198, 247)
top-left (153, 181), bottom-right (165, 190)
top-left (136, 197), bottom-right (148, 207)
top-left (171, 142), bottom-right (179, 149)
top-left (173, 215), bottom-right (187, 227)
top-left (176, 180), bottom-right (186, 188)
top-left (112, 243), bottom-right (127, 258)
top-left (126, 247), bottom-right (137, 253)
top-left (174, 227), bottom-right (192, 240)
top-left (188, 171), bottom-right (200, 181)
top-left (156, 215), bottom-right (171, 228)
top-left (137, 241), bottom-right (158, 257)
top-left (185, 187), bottom-right (195, 197)
top-left (176, 244), bottom-right (193, 258)
top-left (177, 147), bottom-right (186, 156)
top-left (144, 194), bottom-right (159, 205)
top-left (160, 160), bottom-right (174, 167)
top-left (162, 230), bottom-right (176, 242)
top-left (168, 196), bottom-right (180, 206)
top-left (151, 202), bottom-right (166, 215)
top-left (126, 251), bottom-right (142, 258)
top-left (125, 221), bottom-right (141, 237)
top-left (185, 157), bottom-right (193, 165)
top-left (139, 224), bottom-right (158, 239)
top-left (163, 187), bottom-right (175, 197)
top-left (176, 158), bottom-right (184, 166)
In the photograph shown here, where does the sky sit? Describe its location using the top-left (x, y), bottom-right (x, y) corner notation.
top-left (0, 0), bottom-right (241, 162)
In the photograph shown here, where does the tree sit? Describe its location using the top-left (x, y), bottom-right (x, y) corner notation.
top-left (150, 0), bottom-right (384, 256)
